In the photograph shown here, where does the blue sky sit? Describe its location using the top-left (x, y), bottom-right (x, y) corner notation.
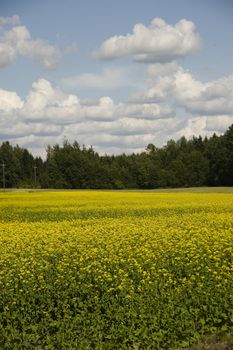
top-left (1, 0), bottom-right (233, 156)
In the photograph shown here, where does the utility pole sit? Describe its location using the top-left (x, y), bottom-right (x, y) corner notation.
top-left (1, 161), bottom-right (5, 190)
top-left (34, 165), bottom-right (37, 188)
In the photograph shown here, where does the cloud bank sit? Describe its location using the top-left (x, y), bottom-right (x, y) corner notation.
top-left (0, 70), bottom-right (233, 157)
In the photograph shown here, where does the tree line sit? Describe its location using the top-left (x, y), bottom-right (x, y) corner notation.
top-left (0, 124), bottom-right (233, 189)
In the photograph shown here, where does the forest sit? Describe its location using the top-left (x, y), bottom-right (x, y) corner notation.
top-left (0, 124), bottom-right (233, 189)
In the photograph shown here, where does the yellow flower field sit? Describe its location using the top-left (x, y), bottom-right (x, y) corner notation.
top-left (0, 191), bottom-right (232, 349)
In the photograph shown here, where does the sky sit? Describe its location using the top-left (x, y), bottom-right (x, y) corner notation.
top-left (1, 0), bottom-right (233, 157)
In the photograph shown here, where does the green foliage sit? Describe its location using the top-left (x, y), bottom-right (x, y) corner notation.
top-left (0, 142), bottom-right (43, 188)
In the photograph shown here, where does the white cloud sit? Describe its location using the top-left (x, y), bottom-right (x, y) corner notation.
top-left (131, 63), bottom-right (205, 103)
top-left (183, 75), bottom-right (233, 115)
top-left (93, 18), bottom-right (201, 62)
top-left (0, 79), bottom-right (176, 154)
top-left (131, 63), bottom-right (233, 119)
top-left (21, 79), bottom-right (82, 123)
top-left (205, 115), bottom-right (233, 132)
top-left (0, 89), bottom-right (23, 113)
top-left (116, 102), bottom-right (173, 119)
top-left (0, 16), bottom-right (60, 69)
top-left (131, 76), bottom-right (174, 103)
top-left (173, 69), bottom-right (205, 101)
top-left (87, 133), bottom-right (156, 148)
top-left (61, 67), bottom-right (136, 90)
top-left (172, 117), bottom-right (207, 140)
top-left (19, 79), bottom-right (172, 124)
top-left (63, 116), bottom-right (174, 138)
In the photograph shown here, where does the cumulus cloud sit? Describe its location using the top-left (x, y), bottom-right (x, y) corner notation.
top-left (131, 63), bottom-right (205, 103)
top-left (182, 75), bottom-right (233, 116)
top-left (22, 79), bottom-right (81, 123)
top-left (93, 18), bottom-right (201, 62)
top-left (163, 68), bottom-right (233, 117)
top-left (18, 79), bottom-right (172, 124)
top-left (0, 78), bottom-right (177, 155)
top-left (0, 15), bottom-right (60, 69)
top-left (131, 62), bottom-right (233, 117)
top-left (22, 80), bottom-right (119, 123)
top-left (0, 89), bottom-right (23, 113)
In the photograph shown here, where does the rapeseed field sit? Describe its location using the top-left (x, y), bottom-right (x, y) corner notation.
top-left (0, 191), bottom-right (232, 349)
